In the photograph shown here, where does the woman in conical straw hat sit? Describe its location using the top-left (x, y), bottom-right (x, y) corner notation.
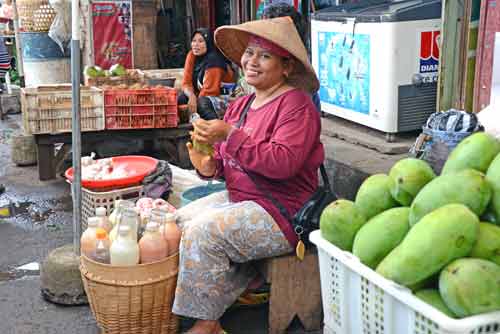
top-left (172, 17), bottom-right (324, 334)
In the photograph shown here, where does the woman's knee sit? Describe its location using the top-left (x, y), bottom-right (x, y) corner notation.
top-left (197, 96), bottom-right (218, 120)
top-left (182, 216), bottom-right (224, 250)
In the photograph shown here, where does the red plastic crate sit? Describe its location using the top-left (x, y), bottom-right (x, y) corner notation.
top-left (104, 88), bottom-right (178, 129)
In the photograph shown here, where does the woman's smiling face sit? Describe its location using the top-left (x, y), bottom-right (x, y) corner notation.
top-left (191, 33), bottom-right (208, 56)
top-left (241, 45), bottom-right (289, 90)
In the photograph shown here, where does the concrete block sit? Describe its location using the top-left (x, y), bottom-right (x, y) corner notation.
top-left (40, 245), bottom-right (88, 305)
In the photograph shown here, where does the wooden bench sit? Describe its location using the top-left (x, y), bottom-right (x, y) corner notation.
top-left (257, 251), bottom-right (322, 334)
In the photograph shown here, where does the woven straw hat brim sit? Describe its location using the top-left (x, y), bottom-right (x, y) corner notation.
top-left (215, 17), bottom-right (319, 93)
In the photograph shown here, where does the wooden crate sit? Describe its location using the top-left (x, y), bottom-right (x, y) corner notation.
top-left (21, 85), bottom-right (104, 135)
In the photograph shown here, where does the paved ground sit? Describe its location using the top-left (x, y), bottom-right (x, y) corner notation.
top-left (0, 113), bottom-right (326, 334)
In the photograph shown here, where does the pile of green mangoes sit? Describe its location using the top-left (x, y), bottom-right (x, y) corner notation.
top-left (319, 132), bottom-right (500, 319)
top-left (85, 64), bottom-right (127, 78)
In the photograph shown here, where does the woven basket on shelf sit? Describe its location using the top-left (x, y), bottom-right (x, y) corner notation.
top-left (17, 0), bottom-right (56, 32)
top-left (80, 253), bottom-right (179, 334)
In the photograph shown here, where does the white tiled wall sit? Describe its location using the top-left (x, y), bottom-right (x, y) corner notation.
top-left (491, 33), bottom-right (500, 105)
top-left (492, 33), bottom-right (500, 85)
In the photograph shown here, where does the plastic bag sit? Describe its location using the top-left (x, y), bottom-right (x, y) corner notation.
top-left (168, 164), bottom-right (217, 208)
top-left (410, 110), bottom-right (483, 174)
top-left (48, 0), bottom-right (71, 55)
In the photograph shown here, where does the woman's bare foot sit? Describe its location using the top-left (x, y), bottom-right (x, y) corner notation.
top-left (185, 319), bottom-right (223, 334)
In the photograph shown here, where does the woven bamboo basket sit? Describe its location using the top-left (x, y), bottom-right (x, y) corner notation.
top-left (17, 0), bottom-right (56, 32)
top-left (80, 253), bottom-right (179, 334)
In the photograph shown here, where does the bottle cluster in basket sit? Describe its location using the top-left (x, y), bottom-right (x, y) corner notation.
top-left (82, 197), bottom-right (180, 267)
top-left (319, 132), bottom-right (500, 319)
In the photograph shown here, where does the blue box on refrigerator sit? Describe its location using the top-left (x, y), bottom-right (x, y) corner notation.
top-left (311, 0), bottom-right (442, 134)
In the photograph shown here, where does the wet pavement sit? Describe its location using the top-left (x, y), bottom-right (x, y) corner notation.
top-left (0, 113), bottom-right (322, 333)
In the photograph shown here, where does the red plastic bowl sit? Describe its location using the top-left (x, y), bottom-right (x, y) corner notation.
top-left (65, 155), bottom-right (158, 190)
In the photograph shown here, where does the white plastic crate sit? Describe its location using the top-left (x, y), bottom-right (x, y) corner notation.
top-left (21, 85), bottom-right (104, 135)
top-left (81, 185), bottom-right (145, 232)
top-left (309, 230), bottom-right (500, 334)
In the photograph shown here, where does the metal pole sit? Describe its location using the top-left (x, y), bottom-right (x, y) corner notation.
top-left (186, 0), bottom-right (194, 52)
top-left (71, 0), bottom-right (82, 255)
top-left (12, 0), bottom-right (25, 87)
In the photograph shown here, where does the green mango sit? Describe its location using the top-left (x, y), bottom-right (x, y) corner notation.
top-left (110, 63), bottom-right (127, 77)
top-left (439, 258), bottom-right (500, 318)
top-left (355, 174), bottom-right (398, 220)
top-left (486, 153), bottom-right (500, 224)
top-left (388, 158), bottom-right (436, 206)
top-left (409, 169), bottom-right (491, 226)
top-left (415, 289), bottom-right (457, 318)
top-left (84, 65), bottom-right (104, 78)
top-left (441, 132), bottom-right (500, 175)
top-left (470, 222), bottom-right (500, 266)
top-left (320, 199), bottom-right (366, 251)
top-left (192, 140), bottom-right (214, 157)
top-left (376, 204), bottom-right (479, 287)
top-left (352, 207), bottom-right (410, 269)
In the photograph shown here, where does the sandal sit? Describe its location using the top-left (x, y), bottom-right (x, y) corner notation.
top-left (231, 291), bottom-right (269, 309)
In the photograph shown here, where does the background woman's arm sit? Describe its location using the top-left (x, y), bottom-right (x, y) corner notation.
top-left (181, 51), bottom-right (196, 97)
top-left (199, 67), bottom-right (225, 96)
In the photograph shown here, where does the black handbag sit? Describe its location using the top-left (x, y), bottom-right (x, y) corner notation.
top-left (235, 95), bottom-right (337, 257)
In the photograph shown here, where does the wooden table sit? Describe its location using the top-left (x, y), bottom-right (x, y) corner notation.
top-left (34, 124), bottom-right (192, 181)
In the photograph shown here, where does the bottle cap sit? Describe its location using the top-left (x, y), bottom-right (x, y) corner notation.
top-left (146, 221), bottom-right (160, 231)
top-left (165, 213), bottom-right (176, 223)
top-left (151, 208), bottom-right (166, 222)
top-left (96, 207), bottom-right (107, 216)
top-left (88, 217), bottom-right (100, 227)
top-left (95, 228), bottom-right (108, 240)
top-left (118, 225), bottom-right (131, 235)
top-left (122, 207), bottom-right (138, 217)
top-left (119, 200), bottom-right (135, 209)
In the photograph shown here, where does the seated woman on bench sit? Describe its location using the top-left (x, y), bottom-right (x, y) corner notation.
top-left (178, 28), bottom-right (236, 121)
top-left (173, 18), bottom-right (324, 334)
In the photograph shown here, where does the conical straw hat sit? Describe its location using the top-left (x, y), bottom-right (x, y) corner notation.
top-left (215, 17), bottom-right (319, 93)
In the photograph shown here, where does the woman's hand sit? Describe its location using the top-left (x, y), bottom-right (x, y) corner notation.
top-left (192, 119), bottom-right (234, 145)
top-left (188, 95), bottom-right (198, 114)
top-left (186, 142), bottom-right (216, 177)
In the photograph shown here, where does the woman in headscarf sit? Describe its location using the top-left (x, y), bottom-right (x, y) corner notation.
top-left (178, 28), bottom-right (236, 121)
top-left (172, 17), bottom-right (324, 334)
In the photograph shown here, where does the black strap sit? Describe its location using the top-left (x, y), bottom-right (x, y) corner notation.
top-left (234, 95), bottom-right (331, 222)
top-left (236, 94), bottom-right (255, 129)
top-left (319, 164), bottom-right (331, 191)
